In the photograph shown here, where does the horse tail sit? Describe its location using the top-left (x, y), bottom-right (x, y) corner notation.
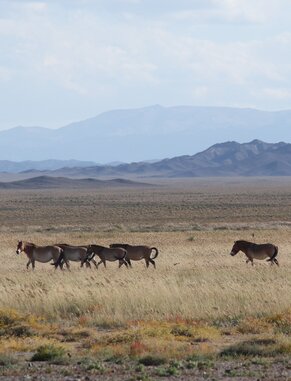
top-left (115, 250), bottom-right (127, 260)
top-left (150, 247), bottom-right (159, 259)
top-left (267, 246), bottom-right (278, 262)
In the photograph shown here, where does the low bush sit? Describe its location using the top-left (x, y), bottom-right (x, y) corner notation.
top-left (31, 344), bottom-right (65, 362)
top-left (139, 355), bottom-right (166, 366)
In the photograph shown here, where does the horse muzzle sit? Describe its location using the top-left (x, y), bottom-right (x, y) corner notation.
top-left (230, 251), bottom-right (236, 256)
top-left (16, 249), bottom-right (21, 255)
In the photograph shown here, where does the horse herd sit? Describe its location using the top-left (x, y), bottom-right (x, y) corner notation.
top-left (15, 241), bottom-right (159, 270)
top-left (15, 239), bottom-right (279, 270)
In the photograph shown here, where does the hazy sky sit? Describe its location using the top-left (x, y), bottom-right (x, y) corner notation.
top-left (1, 0), bottom-right (291, 130)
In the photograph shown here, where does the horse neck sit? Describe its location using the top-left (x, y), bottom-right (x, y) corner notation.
top-left (24, 242), bottom-right (35, 256)
top-left (238, 241), bottom-right (252, 254)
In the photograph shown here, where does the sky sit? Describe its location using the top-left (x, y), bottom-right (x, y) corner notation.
top-left (0, 0), bottom-right (291, 130)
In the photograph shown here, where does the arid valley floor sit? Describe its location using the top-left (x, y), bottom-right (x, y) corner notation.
top-left (1, 178), bottom-right (291, 380)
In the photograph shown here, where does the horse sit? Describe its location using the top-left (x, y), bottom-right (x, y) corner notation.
top-left (16, 241), bottom-right (63, 270)
top-left (230, 240), bottom-right (279, 266)
top-left (52, 244), bottom-right (97, 269)
top-left (109, 243), bottom-right (159, 268)
top-left (86, 244), bottom-right (128, 269)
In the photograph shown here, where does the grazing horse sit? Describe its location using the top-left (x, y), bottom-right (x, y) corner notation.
top-left (230, 240), bottom-right (279, 266)
top-left (86, 245), bottom-right (128, 269)
top-left (16, 241), bottom-right (62, 270)
top-left (52, 244), bottom-right (97, 269)
top-left (110, 243), bottom-right (159, 268)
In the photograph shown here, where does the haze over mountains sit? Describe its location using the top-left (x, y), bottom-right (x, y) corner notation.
top-left (2, 105), bottom-right (291, 163)
top-left (0, 160), bottom-right (97, 173)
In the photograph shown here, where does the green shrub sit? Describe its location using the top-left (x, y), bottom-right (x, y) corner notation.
top-left (139, 355), bottom-right (166, 366)
top-left (31, 344), bottom-right (65, 362)
top-left (0, 354), bottom-right (17, 367)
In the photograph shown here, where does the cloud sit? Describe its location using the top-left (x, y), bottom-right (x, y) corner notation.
top-left (260, 88), bottom-right (291, 100)
top-left (23, 2), bottom-right (48, 11)
top-left (0, 67), bottom-right (12, 81)
top-left (1, 0), bottom-right (291, 129)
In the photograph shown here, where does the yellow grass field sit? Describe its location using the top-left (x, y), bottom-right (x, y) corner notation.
top-left (1, 179), bottom-right (291, 379)
top-left (1, 229), bottom-right (290, 323)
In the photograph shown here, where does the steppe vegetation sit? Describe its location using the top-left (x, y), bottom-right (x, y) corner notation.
top-left (1, 178), bottom-right (291, 379)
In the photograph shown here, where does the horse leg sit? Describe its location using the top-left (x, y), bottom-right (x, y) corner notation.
top-left (118, 260), bottom-right (124, 268)
top-left (26, 259), bottom-right (31, 269)
top-left (96, 260), bottom-right (103, 269)
top-left (122, 259), bottom-right (128, 268)
top-left (64, 260), bottom-right (70, 271)
top-left (103, 260), bottom-right (106, 268)
top-left (91, 259), bottom-right (98, 269)
top-left (251, 258), bottom-right (254, 266)
top-left (145, 259), bottom-right (149, 268)
top-left (274, 258), bottom-right (279, 266)
top-left (149, 258), bottom-right (156, 269)
top-left (85, 261), bottom-right (92, 269)
top-left (127, 259), bottom-right (132, 268)
top-left (31, 259), bottom-right (35, 270)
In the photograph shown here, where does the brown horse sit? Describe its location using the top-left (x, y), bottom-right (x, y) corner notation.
top-left (230, 240), bottom-right (279, 266)
top-left (86, 245), bottom-right (128, 269)
top-left (109, 244), bottom-right (159, 268)
top-left (52, 244), bottom-right (97, 269)
top-left (16, 241), bottom-right (63, 270)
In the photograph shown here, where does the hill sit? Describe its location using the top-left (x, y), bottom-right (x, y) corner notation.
top-left (0, 176), bottom-right (152, 189)
top-left (17, 140), bottom-right (291, 178)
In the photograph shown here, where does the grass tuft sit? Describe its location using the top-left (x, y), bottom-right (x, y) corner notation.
top-left (0, 354), bottom-right (17, 367)
top-left (31, 344), bottom-right (65, 362)
top-left (139, 355), bottom-right (167, 367)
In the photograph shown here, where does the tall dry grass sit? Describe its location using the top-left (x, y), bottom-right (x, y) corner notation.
top-left (1, 229), bottom-right (290, 324)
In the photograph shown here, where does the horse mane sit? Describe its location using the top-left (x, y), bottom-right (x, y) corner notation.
top-left (24, 242), bottom-right (36, 247)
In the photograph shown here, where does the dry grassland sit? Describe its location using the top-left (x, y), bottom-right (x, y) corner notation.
top-left (1, 178), bottom-right (291, 379)
top-left (1, 229), bottom-right (290, 323)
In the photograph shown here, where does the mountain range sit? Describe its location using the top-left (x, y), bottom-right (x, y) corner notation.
top-left (3, 139), bottom-right (291, 179)
top-left (2, 105), bottom-right (291, 162)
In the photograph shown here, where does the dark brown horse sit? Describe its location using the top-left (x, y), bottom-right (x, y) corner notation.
top-left (86, 245), bottom-right (128, 269)
top-left (109, 243), bottom-right (159, 268)
top-left (230, 240), bottom-right (279, 266)
top-left (16, 241), bottom-right (63, 270)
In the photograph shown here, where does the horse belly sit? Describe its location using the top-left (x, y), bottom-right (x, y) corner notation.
top-left (34, 251), bottom-right (53, 263)
top-left (129, 254), bottom-right (144, 261)
top-left (106, 256), bottom-right (118, 262)
top-left (249, 251), bottom-right (269, 260)
top-left (65, 251), bottom-right (81, 261)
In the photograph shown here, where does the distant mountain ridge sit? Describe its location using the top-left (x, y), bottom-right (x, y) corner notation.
top-left (2, 105), bottom-right (291, 162)
top-left (0, 159), bottom-right (97, 173)
top-left (6, 139), bottom-right (291, 178)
